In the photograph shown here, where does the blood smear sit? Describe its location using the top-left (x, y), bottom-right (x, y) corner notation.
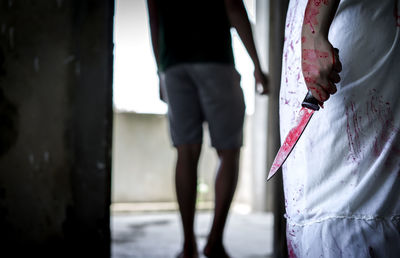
top-left (304, 5), bottom-right (319, 33)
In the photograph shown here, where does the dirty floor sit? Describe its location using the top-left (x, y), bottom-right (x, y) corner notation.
top-left (111, 211), bottom-right (273, 258)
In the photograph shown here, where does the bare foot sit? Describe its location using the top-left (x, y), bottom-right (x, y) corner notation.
top-left (177, 240), bottom-right (198, 258)
top-left (203, 241), bottom-right (230, 258)
top-left (176, 251), bottom-right (198, 258)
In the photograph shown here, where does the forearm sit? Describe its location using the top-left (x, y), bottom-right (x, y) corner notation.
top-left (225, 0), bottom-right (261, 70)
top-left (302, 0), bottom-right (340, 39)
top-left (301, 0), bottom-right (341, 102)
top-left (147, 0), bottom-right (159, 67)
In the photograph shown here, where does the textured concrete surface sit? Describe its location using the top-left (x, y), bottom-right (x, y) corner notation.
top-left (112, 211), bottom-right (273, 258)
top-left (0, 1), bottom-right (113, 257)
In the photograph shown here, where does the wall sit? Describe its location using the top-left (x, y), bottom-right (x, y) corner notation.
top-left (112, 112), bottom-right (253, 208)
top-left (0, 1), bottom-right (113, 257)
top-left (267, 0), bottom-right (289, 256)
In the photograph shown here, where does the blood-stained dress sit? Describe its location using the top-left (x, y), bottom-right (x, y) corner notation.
top-left (279, 0), bottom-right (400, 256)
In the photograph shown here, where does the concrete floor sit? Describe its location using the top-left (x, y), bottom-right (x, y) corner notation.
top-left (111, 211), bottom-right (273, 258)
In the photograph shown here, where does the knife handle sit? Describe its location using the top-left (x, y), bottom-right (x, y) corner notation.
top-left (301, 90), bottom-right (320, 111)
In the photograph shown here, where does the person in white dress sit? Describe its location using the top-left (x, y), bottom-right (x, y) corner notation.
top-left (280, 0), bottom-right (400, 256)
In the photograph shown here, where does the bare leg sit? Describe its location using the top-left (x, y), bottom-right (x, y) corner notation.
top-left (203, 148), bottom-right (240, 258)
top-left (175, 143), bottom-right (202, 258)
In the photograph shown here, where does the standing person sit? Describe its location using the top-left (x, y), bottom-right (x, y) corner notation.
top-left (280, 0), bottom-right (400, 256)
top-left (146, 0), bottom-right (268, 257)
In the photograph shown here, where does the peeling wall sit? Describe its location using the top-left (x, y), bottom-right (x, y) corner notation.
top-left (0, 1), bottom-right (113, 257)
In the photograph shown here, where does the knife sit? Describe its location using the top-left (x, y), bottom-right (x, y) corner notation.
top-left (266, 90), bottom-right (320, 181)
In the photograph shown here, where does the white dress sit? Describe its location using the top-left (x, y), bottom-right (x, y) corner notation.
top-left (279, 0), bottom-right (400, 257)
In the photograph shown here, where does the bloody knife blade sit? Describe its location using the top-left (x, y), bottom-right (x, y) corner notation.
top-left (267, 90), bottom-right (321, 181)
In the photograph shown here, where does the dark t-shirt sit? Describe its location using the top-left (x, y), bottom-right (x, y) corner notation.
top-left (155, 0), bottom-right (234, 72)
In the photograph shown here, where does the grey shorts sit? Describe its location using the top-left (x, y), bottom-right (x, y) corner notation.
top-left (160, 63), bottom-right (245, 150)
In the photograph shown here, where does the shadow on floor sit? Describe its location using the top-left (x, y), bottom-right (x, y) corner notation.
top-left (112, 211), bottom-right (273, 258)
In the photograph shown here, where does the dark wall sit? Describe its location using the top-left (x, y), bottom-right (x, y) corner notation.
top-left (268, 0), bottom-right (289, 257)
top-left (0, 1), bottom-right (113, 257)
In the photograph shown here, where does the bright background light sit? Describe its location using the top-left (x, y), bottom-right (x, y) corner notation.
top-left (113, 0), bottom-right (256, 114)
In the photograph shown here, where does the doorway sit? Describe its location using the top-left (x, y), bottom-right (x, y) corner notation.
top-left (111, 0), bottom-right (273, 257)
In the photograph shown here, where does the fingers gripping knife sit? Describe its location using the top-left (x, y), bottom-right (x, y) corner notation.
top-left (267, 91), bottom-right (320, 181)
